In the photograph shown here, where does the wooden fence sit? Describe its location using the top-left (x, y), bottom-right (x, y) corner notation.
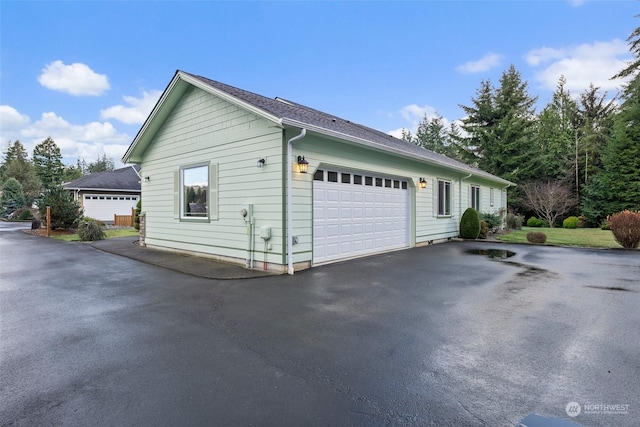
top-left (114, 207), bottom-right (135, 227)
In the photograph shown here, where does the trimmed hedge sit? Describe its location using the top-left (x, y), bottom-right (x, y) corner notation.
top-left (460, 208), bottom-right (481, 239)
top-left (526, 231), bottom-right (547, 244)
top-left (527, 217), bottom-right (548, 227)
top-left (563, 216), bottom-right (579, 229)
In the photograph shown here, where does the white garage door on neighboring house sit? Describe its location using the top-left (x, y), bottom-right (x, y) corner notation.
top-left (83, 194), bottom-right (139, 222)
top-left (313, 169), bottom-right (410, 264)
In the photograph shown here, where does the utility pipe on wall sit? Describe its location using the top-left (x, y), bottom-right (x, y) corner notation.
top-left (286, 128), bottom-right (307, 275)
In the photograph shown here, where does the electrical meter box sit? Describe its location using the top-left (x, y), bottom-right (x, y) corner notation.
top-left (259, 226), bottom-right (271, 240)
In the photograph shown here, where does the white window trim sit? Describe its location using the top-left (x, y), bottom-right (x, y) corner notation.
top-left (471, 185), bottom-right (480, 211)
top-left (179, 163), bottom-right (211, 221)
top-left (490, 188), bottom-right (495, 207)
top-left (437, 179), bottom-right (452, 217)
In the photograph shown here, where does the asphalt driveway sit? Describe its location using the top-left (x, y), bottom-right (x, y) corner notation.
top-left (1, 230), bottom-right (638, 426)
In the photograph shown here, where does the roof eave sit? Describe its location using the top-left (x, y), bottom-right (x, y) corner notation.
top-left (123, 71), bottom-right (284, 164)
top-left (280, 117), bottom-right (514, 186)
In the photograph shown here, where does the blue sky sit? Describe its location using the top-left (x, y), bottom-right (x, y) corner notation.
top-left (0, 1), bottom-right (636, 167)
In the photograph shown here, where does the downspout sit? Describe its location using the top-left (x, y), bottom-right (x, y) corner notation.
top-left (286, 128), bottom-right (307, 275)
top-left (459, 173), bottom-right (472, 215)
top-left (459, 173), bottom-right (472, 236)
top-left (502, 183), bottom-right (513, 227)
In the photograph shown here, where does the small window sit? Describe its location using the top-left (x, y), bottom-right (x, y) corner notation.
top-left (438, 180), bottom-right (452, 216)
top-left (181, 164), bottom-right (209, 219)
top-left (328, 171), bottom-right (338, 182)
top-left (490, 188), bottom-right (495, 207)
top-left (375, 178), bottom-right (383, 187)
top-left (471, 186), bottom-right (480, 211)
top-left (393, 180), bottom-right (400, 189)
top-left (354, 175), bottom-right (362, 185)
top-left (384, 179), bottom-right (391, 188)
top-left (401, 182), bottom-right (407, 190)
top-left (99, 196), bottom-right (105, 200)
top-left (85, 195), bottom-right (90, 200)
top-left (314, 169), bottom-right (324, 181)
top-left (92, 196), bottom-right (98, 200)
top-left (365, 176), bottom-right (373, 186)
top-left (341, 173), bottom-right (351, 184)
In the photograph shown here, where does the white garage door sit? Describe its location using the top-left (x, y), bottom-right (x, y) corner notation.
top-left (83, 194), bottom-right (139, 222)
top-left (313, 169), bottom-right (410, 264)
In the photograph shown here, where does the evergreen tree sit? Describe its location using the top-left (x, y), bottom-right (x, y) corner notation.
top-left (1, 178), bottom-right (26, 217)
top-left (582, 79), bottom-right (640, 224)
top-left (404, 113), bottom-right (467, 162)
top-left (37, 185), bottom-right (83, 229)
top-left (87, 154), bottom-right (115, 173)
top-left (536, 76), bottom-right (579, 182)
top-left (582, 21), bottom-right (640, 225)
top-left (33, 137), bottom-right (64, 191)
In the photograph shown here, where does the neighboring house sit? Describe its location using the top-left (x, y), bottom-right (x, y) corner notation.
top-left (123, 70), bottom-right (513, 274)
top-left (63, 165), bottom-right (141, 222)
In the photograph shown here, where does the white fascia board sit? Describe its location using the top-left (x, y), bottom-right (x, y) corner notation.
top-left (178, 72), bottom-right (283, 127)
top-left (70, 188), bottom-right (141, 193)
top-left (280, 117), bottom-right (513, 186)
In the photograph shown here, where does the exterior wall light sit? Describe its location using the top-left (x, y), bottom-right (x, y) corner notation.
top-left (257, 158), bottom-right (266, 168)
top-left (297, 156), bottom-right (309, 173)
top-left (419, 177), bottom-right (427, 188)
top-left (144, 176), bottom-right (151, 182)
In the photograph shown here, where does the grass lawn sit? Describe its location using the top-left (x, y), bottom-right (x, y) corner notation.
top-left (52, 228), bottom-right (139, 242)
top-left (497, 226), bottom-right (623, 249)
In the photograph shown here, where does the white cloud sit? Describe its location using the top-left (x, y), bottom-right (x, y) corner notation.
top-left (526, 39), bottom-right (630, 92)
top-left (0, 105), bottom-right (30, 131)
top-left (456, 53), bottom-right (504, 74)
top-left (101, 90), bottom-right (162, 124)
top-left (387, 103), bottom-right (448, 138)
top-left (38, 60), bottom-right (110, 96)
top-left (569, 0), bottom-right (586, 7)
top-left (0, 106), bottom-right (130, 166)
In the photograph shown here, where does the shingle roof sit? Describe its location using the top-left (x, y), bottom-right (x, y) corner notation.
top-left (183, 72), bottom-right (512, 185)
top-left (63, 165), bottom-right (141, 191)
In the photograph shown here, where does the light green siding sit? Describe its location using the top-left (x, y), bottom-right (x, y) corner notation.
top-left (139, 86), bottom-right (284, 263)
top-left (136, 84), bottom-right (509, 270)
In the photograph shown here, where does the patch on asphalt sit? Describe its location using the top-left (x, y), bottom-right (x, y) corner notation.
top-left (585, 285), bottom-right (633, 292)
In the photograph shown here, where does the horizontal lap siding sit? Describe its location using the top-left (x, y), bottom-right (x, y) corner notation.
top-left (140, 86), bottom-right (284, 262)
top-left (292, 136), bottom-right (465, 258)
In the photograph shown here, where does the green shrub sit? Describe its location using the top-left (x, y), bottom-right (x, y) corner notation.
top-left (77, 220), bottom-right (105, 241)
top-left (37, 186), bottom-right (82, 230)
top-left (527, 217), bottom-right (548, 227)
top-left (17, 209), bottom-right (33, 220)
top-left (478, 221), bottom-right (489, 239)
top-left (526, 231), bottom-right (547, 244)
top-left (506, 213), bottom-right (523, 230)
top-left (563, 216), bottom-right (579, 229)
top-left (460, 208), bottom-right (481, 239)
top-left (83, 217), bottom-right (105, 227)
top-left (1, 178), bottom-right (26, 217)
top-left (134, 199), bottom-right (141, 231)
top-left (608, 210), bottom-right (640, 249)
top-left (480, 212), bottom-right (502, 230)
top-left (600, 220), bottom-right (611, 230)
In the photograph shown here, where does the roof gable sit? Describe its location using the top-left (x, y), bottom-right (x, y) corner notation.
top-left (123, 70), bottom-right (512, 185)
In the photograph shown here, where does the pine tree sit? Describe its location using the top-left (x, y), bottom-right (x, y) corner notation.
top-left (33, 137), bottom-right (64, 191)
top-left (1, 178), bottom-right (26, 217)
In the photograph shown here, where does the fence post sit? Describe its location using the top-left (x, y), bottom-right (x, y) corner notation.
top-left (131, 207), bottom-right (135, 227)
top-left (46, 206), bottom-right (51, 237)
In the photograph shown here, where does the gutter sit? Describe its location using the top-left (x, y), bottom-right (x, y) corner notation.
top-left (280, 117), bottom-right (513, 187)
top-left (286, 128), bottom-right (307, 275)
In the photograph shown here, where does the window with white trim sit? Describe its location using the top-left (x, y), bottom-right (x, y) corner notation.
top-left (181, 164), bottom-right (208, 219)
top-left (471, 185), bottom-right (480, 211)
top-left (438, 179), bottom-right (452, 216)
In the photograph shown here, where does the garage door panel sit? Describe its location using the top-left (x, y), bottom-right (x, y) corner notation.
top-left (314, 171), bottom-right (409, 264)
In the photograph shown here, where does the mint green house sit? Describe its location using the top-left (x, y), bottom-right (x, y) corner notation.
top-left (123, 71), bottom-right (512, 274)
